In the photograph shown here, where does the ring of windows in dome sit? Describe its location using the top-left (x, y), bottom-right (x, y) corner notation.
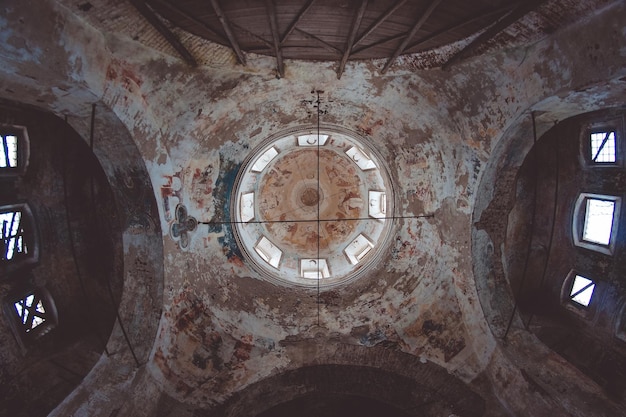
top-left (231, 128), bottom-right (395, 287)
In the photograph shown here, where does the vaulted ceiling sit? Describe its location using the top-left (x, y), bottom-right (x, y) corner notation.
top-left (1, 1), bottom-right (626, 417)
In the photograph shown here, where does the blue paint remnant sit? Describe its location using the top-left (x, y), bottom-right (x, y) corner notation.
top-left (209, 154), bottom-right (242, 259)
top-left (360, 329), bottom-right (386, 347)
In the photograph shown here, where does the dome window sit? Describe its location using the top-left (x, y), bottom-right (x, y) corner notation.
top-left (4, 286), bottom-right (58, 350)
top-left (569, 274), bottom-right (596, 308)
top-left (0, 125), bottom-right (29, 176)
top-left (590, 131), bottom-right (616, 163)
top-left (573, 193), bottom-right (620, 255)
top-left (0, 203), bottom-right (38, 268)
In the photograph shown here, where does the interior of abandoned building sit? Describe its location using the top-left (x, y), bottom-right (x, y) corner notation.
top-left (1, 0), bottom-right (626, 415)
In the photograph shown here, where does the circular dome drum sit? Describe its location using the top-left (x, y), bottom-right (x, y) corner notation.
top-left (232, 127), bottom-right (395, 287)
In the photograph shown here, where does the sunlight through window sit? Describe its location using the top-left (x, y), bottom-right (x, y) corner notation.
top-left (590, 131), bottom-right (616, 163)
top-left (583, 199), bottom-right (615, 245)
top-left (1, 210), bottom-right (26, 260)
top-left (0, 134), bottom-right (18, 168)
top-left (14, 293), bottom-right (46, 332)
top-left (569, 275), bottom-right (595, 307)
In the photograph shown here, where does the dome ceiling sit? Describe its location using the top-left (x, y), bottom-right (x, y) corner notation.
top-left (2, 0), bottom-right (626, 416)
top-left (232, 127), bottom-right (395, 287)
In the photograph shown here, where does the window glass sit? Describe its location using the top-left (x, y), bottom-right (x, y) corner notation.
top-left (0, 210), bottom-right (27, 260)
top-left (590, 131), bottom-right (616, 163)
top-left (0, 133), bottom-right (19, 168)
top-left (13, 293), bottom-right (47, 332)
top-left (583, 198), bottom-right (615, 245)
top-left (570, 275), bottom-right (595, 307)
top-left (573, 193), bottom-right (620, 255)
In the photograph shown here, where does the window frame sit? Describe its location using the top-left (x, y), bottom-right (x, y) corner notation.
top-left (616, 302), bottom-right (626, 344)
top-left (0, 202), bottom-right (40, 273)
top-left (580, 116), bottom-right (623, 168)
top-left (0, 124), bottom-right (29, 177)
top-left (572, 193), bottom-right (621, 255)
top-left (561, 270), bottom-right (599, 318)
top-left (3, 285), bottom-right (58, 351)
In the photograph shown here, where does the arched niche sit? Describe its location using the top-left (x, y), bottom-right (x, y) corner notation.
top-left (471, 81), bottom-right (626, 415)
top-left (0, 98), bottom-right (164, 416)
top-left (196, 344), bottom-right (486, 417)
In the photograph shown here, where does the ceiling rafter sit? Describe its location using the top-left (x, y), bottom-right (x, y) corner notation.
top-left (265, 0), bottom-right (285, 78)
top-left (151, 0), bottom-right (228, 45)
top-left (404, 2), bottom-right (519, 54)
top-left (442, 0), bottom-right (547, 70)
top-left (209, 0), bottom-right (247, 65)
top-left (353, 0), bottom-right (407, 49)
top-left (280, 0), bottom-right (317, 45)
top-left (337, 0), bottom-right (369, 79)
top-left (294, 28), bottom-right (343, 56)
top-left (381, 0), bottom-right (444, 74)
top-left (129, 0), bottom-right (197, 66)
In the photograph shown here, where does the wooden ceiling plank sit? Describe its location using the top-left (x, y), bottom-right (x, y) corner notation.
top-left (352, 33), bottom-right (405, 56)
top-left (230, 22), bottom-right (274, 49)
top-left (294, 28), bottom-right (342, 56)
top-left (151, 0), bottom-right (228, 44)
top-left (280, 0), bottom-right (317, 45)
top-left (337, 0), bottom-right (369, 79)
top-left (265, 0), bottom-right (285, 78)
top-left (404, 2), bottom-right (519, 53)
top-left (442, 0), bottom-right (547, 70)
top-left (381, 0), bottom-right (444, 74)
top-left (129, 0), bottom-right (197, 66)
top-left (209, 0), bottom-right (247, 65)
top-left (353, 0), bottom-right (406, 48)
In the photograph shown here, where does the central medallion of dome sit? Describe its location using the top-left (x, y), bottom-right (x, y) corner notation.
top-left (232, 127), bottom-right (394, 287)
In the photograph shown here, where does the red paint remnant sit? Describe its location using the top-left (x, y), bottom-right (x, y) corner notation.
top-left (358, 117), bottom-right (384, 136)
top-left (232, 336), bottom-right (253, 362)
top-left (228, 255), bottom-right (244, 268)
top-left (175, 300), bottom-right (205, 331)
top-left (106, 66), bottom-right (117, 80)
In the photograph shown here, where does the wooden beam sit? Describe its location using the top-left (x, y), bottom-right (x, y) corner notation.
top-left (280, 0), bottom-right (316, 45)
top-left (294, 28), bottom-right (343, 55)
top-left (209, 0), bottom-right (246, 65)
top-left (353, 0), bottom-right (406, 48)
top-left (265, 0), bottom-right (285, 78)
top-left (151, 0), bottom-right (228, 44)
top-left (404, 3), bottom-right (518, 53)
top-left (337, 0), bottom-right (368, 79)
top-left (129, 0), bottom-right (197, 66)
top-left (381, 0), bottom-right (443, 74)
top-left (442, 0), bottom-right (547, 70)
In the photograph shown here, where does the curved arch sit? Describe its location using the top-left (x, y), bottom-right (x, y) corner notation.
top-left (198, 343), bottom-right (485, 417)
top-left (42, 101), bottom-right (164, 415)
top-left (471, 77), bottom-right (626, 415)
